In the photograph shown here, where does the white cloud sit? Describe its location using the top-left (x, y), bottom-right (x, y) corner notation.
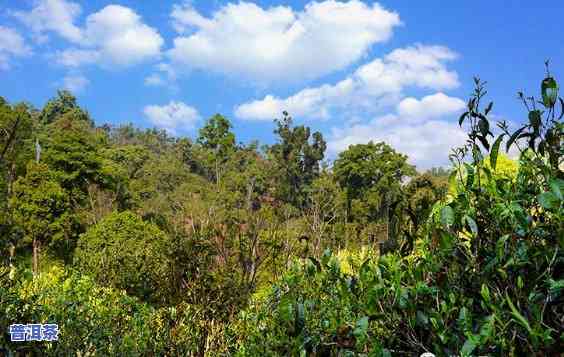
top-left (397, 92), bottom-right (465, 121)
top-left (77, 5), bottom-right (163, 67)
top-left (235, 45), bottom-right (459, 121)
top-left (54, 48), bottom-right (100, 67)
top-left (12, 0), bottom-right (83, 43)
top-left (168, 0), bottom-right (400, 83)
top-left (60, 73), bottom-right (90, 93)
top-left (0, 26), bottom-right (32, 70)
top-left (327, 93), bottom-right (467, 169)
top-left (143, 101), bottom-right (201, 134)
top-left (15, 1), bottom-right (163, 68)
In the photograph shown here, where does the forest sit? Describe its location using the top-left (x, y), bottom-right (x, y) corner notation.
top-left (0, 69), bottom-right (562, 356)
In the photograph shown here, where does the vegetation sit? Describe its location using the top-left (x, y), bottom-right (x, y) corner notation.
top-left (1, 67), bottom-right (562, 356)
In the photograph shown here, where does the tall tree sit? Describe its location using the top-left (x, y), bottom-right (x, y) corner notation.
top-left (10, 162), bottom-right (71, 274)
top-left (268, 111), bottom-right (326, 208)
top-left (333, 141), bottom-right (415, 233)
top-left (197, 114), bottom-right (236, 187)
top-left (39, 90), bottom-right (91, 125)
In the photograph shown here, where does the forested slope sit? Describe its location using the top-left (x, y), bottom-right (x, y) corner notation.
top-left (0, 71), bottom-right (562, 355)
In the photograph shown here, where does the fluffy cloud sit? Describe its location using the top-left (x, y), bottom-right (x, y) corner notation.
top-left (0, 26), bottom-right (32, 70)
top-left (12, 0), bottom-right (82, 43)
top-left (15, 0), bottom-right (163, 67)
top-left (143, 101), bottom-right (201, 134)
top-left (168, 0), bottom-right (400, 83)
top-left (60, 73), bottom-right (90, 93)
top-left (235, 45), bottom-right (459, 121)
top-left (396, 92), bottom-right (465, 121)
top-left (76, 5), bottom-right (163, 67)
top-left (328, 93), bottom-right (467, 169)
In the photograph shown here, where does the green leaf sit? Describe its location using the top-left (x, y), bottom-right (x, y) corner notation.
top-left (353, 316), bottom-right (370, 337)
top-left (538, 191), bottom-right (557, 209)
top-left (458, 111), bottom-right (469, 126)
top-left (506, 294), bottom-right (532, 335)
top-left (308, 257), bottom-right (321, 272)
top-left (506, 126), bottom-right (526, 152)
top-left (549, 178), bottom-right (564, 200)
top-left (478, 118), bottom-right (490, 137)
top-left (528, 110), bottom-right (542, 133)
top-left (541, 76), bottom-right (558, 108)
top-left (416, 311), bottom-right (429, 326)
top-left (464, 163), bottom-right (475, 190)
top-left (489, 134), bottom-right (505, 170)
top-left (440, 206), bottom-right (455, 229)
top-left (485, 101), bottom-right (494, 115)
top-left (548, 279), bottom-right (564, 297)
top-left (477, 135), bottom-right (490, 151)
top-left (480, 284), bottom-right (491, 304)
top-left (461, 335), bottom-right (478, 356)
top-left (464, 215), bottom-right (478, 235)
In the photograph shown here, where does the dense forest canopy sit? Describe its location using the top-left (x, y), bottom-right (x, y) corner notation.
top-left (0, 68), bottom-right (563, 356)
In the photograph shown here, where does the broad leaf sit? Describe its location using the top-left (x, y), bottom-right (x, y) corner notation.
top-left (464, 215), bottom-right (478, 235)
top-left (489, 134), bottom-right (505, 170)
top-left (440, 206), bottom-right (455, 229)
top-left (459, 111), bottom-right (469, 126)
top-left (538, 191), bottom-right (557, 209)
top-left (506, 126), bottom-right (526, 152)
top-left (549, 178), bottom-right (564, 200)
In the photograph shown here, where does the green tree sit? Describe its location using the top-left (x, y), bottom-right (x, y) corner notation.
top-left (0, 99), bottom-right (34, 261)
top-left (74, 211), bottom-right (174, 304)
top-left (333, 141), bottom-right (415, 226)
top-left (197, 114), bottom-right (236, 186)
top-left (38, 90), bottom-right (91, 125)
top-left (42, 113), bottom-right (107, 204)
top-left (10, 162), bottom-right (71, 274)
top-left (268, 111), bottom-right (326, 208)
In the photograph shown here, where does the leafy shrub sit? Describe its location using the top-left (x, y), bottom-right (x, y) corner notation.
top-left (0, 266), bottom-right (157, 356)
top-left (74, 211), bottom-right (174, 304)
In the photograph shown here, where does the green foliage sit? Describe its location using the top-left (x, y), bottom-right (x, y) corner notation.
top-left (269, 111), bottom-right (327, 208)
top-left (38, 90), bottom-right (91, 125)
top-left (233, 71), bottom-right (563, 356)
top-left (1, 265), bottom-right (158, 355)
top-left (10, 162), bottom-right (72, 254)
top-left (1, 67), bottom-right (562, 356)
top-left (74, 211), bottom-right (174, 304)
top-left (334, 142), bottom-right (415, 220)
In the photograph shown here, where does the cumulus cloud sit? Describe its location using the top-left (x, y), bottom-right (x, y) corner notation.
top-left (167, 0), bottom-right (400, 83)
top-left (396, 92), bottom-right (465, 121)
top-left (235, 45), bottom-right (459, 121)
top-left (15, 0), bottom-right (163, 68)
top-left (76, 5), bottom-right (163, 67)
top-left (0, 26), bottom-right (32, 70)
top-left (143, 101), bottom-right (201, 134)
top-left (11, 0), bottom-right (82, 43)
top-left (327, 93), bottom-right (468, 169)
top-left (60, 73), bottom-right (90, 93)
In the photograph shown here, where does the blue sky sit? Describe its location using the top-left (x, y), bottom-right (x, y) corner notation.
top-left (0, 0), bottom-right (562, 169)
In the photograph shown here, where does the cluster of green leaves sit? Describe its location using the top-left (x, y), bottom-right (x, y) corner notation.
top-left (232, 72), bottom-right (563, 356)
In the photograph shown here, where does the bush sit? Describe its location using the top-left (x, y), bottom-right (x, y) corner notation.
top-left (0, 266), bottom-right (158, 356)
top-left (74, 211), bottom-right (174, 304)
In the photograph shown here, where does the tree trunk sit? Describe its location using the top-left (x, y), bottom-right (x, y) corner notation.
top-left (32, 238), bottom-right (40, 277)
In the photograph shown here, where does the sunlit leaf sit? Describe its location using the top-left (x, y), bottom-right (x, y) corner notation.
top-left (489, 134), bottom-right (505, 170)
